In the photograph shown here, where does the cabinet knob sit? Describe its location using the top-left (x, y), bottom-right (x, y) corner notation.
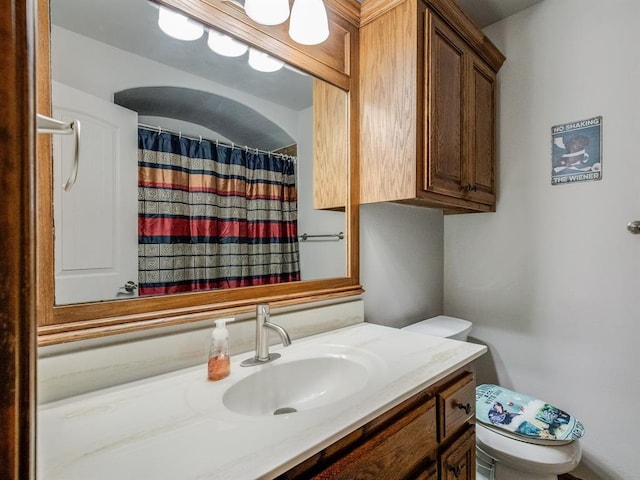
top-left (456, 402), bottom-right (472, 414)
top-left (449, 464), bottom-right (462, 478)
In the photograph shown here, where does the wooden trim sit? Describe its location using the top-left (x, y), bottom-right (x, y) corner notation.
top-left (359, 0), bottom-right (408, 27)
top-left (35, 0), bottom-right (362, 344)
top-left (424, 0), bottom-right (505, 71)
top-left (396, 194), bottom-right (494, 212)
top-left (361, 0), bottom-right (505, 72)
top-left (35, 0), bottom-right (53, 328)
top-left (38, 285), bottom-right (364, 346)
top-left (0, 0), bottom-right (37, 479)
top-left (324, 0), bottom-right (361, 26)
top-left (157, 0), bottom-right (353, 90)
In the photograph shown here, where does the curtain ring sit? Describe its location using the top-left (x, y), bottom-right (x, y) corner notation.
top-left (199, 135), bottom-right (202, 144)
top-left (158, 126), bottom-right (162, 134)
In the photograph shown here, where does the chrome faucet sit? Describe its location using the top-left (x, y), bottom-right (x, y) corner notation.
top-left (240, 304), bottom-right (291, 367)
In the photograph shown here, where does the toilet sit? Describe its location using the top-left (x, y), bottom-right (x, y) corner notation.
top-left (401, 316), bottom-right (582, 480)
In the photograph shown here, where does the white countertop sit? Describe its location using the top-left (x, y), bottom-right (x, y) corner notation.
top-left (38, 323), bottom-right (486, 480)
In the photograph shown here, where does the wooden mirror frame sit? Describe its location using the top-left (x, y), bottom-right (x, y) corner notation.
top-left (1, 0), bottom-right (36, 476)
top-left (35, 0), bottom-right (362, 345)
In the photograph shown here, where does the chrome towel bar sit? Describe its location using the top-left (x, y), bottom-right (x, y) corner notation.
top-left (36, 113), bottom-right (81, 191)
top-left (299, 232), bottom-right (344, 242)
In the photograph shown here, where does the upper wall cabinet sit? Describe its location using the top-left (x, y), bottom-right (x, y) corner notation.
top-left (359, 0), bottom-right (505, 213)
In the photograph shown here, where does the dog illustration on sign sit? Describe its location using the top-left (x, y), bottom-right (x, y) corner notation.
top-left (554, 135), bottom-right (590, 168)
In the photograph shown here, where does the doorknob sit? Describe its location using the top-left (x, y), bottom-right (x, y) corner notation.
top-left (121, 281), bottom-right (138, 293)
top-left (628, 221), bottom-right (640, 235)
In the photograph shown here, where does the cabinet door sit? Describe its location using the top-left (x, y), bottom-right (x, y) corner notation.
top-left (440, 426), bottom-right (476, 480)
top-left (424, 11), bottom-right (466, 198)
top-left (467, 53), bottom-right (497, 205)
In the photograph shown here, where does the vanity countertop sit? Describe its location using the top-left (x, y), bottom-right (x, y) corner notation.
top-left (38, 323), bottom-right (486, 480)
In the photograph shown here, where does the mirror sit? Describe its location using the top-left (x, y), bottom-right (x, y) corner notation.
top-left (49, 0), bottom-right (347, 305)
top-left (37, 0), bottom-right (361, 341)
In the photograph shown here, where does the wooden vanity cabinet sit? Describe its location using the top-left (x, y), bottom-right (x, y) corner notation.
top-left (279, 365), bottom-right (477, 480)
top-left (359, 0), bottom-right (505, 213)
top-left (440, 427), bottom-right (476, 480)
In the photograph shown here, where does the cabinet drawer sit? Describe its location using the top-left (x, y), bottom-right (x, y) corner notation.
top-left (438, 372), bottom-right (475, 441)
top-left (312, 397), bottom-right (437, 479)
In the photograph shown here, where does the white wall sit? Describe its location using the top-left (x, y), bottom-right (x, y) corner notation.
top-left (361, 203), bottom-right (444, 327)
top-left (444, 1), bottom-right (640, 479)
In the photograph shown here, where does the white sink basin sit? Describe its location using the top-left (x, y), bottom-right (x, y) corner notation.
top-left (223, 355), bottom-right (370, 416)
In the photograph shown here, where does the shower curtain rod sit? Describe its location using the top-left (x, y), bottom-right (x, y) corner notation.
top-left (138, 123), bottom-right (297, 161)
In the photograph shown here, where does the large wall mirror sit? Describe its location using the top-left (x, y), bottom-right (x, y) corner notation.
top-left (36, 0), bottom-right (362, 344)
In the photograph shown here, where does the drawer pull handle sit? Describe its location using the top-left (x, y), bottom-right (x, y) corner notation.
top-left (449, 464), bottom-right (462, 478)
top-left (457, 402), bottom-right (472, 414)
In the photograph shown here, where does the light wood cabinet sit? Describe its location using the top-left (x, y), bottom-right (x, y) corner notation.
top-left (279, 365), bottom-right (477, 479)
top-left (313, 79), bottom-right (349, 211)
top-left (359, 0), bottom-right (505, 213)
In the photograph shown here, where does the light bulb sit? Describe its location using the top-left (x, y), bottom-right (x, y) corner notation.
top-left (248, 48), bottom-right (284, 73)
top-left (207, 30), bottom-right (248, 57)
top-left (289, 0), bottom-right (329, 45)
top-left (158, 6), bottom-right (204, 41)
top-left (244, 0), bottom-right (290, 26)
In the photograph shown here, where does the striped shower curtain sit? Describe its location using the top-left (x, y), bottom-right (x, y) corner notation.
top-left (137, 128), bottom-right (300, 296)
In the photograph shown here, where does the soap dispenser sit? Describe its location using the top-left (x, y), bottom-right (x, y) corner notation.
top-left (208, 318), bottom-right (231, 381)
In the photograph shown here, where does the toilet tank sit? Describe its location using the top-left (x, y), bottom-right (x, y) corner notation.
top-left (401, 315), bottom-right (472, 341)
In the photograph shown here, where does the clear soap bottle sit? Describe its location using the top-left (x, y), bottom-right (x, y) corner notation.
top-left (207, 318), bottom-right (231, 381)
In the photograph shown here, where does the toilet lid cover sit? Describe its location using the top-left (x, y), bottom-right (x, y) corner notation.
top-left (476, 384), bottom-right (585, 442)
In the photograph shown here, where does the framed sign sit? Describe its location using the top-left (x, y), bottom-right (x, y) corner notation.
top-left (551, 116), bottom-right (602, 185)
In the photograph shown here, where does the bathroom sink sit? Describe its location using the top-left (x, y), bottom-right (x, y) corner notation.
top-left (223, 356), bottom-right (370, 416)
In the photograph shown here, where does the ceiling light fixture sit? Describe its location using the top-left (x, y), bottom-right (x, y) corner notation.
top-left (157, 6), bottom-right (204, 41)
top-left (244, 0), bottom-right (290, 26)
top-left (242, 0), bottom-right (329, 46)
top-left (248, 48), bottom-right (284, 73)
top-left (207, 30), bottom-right (249, 57)
top-left (155, 4), bottom-right (318, 74)
top-left (289, 0), bottom-right (329, 45)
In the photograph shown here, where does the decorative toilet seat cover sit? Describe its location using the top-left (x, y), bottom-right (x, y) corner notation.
top-left (476, 384), bottom-right (585, 444)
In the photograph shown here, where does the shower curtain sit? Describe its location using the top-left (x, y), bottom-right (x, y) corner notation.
top-left (137, 128), bottom-right (300, 295)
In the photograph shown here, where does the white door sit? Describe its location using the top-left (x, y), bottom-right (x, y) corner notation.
top-left (53, 82), bottom-right (139, 304)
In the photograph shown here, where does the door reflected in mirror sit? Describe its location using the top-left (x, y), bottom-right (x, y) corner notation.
top-left (49, 0), bottom-right (348, 306)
